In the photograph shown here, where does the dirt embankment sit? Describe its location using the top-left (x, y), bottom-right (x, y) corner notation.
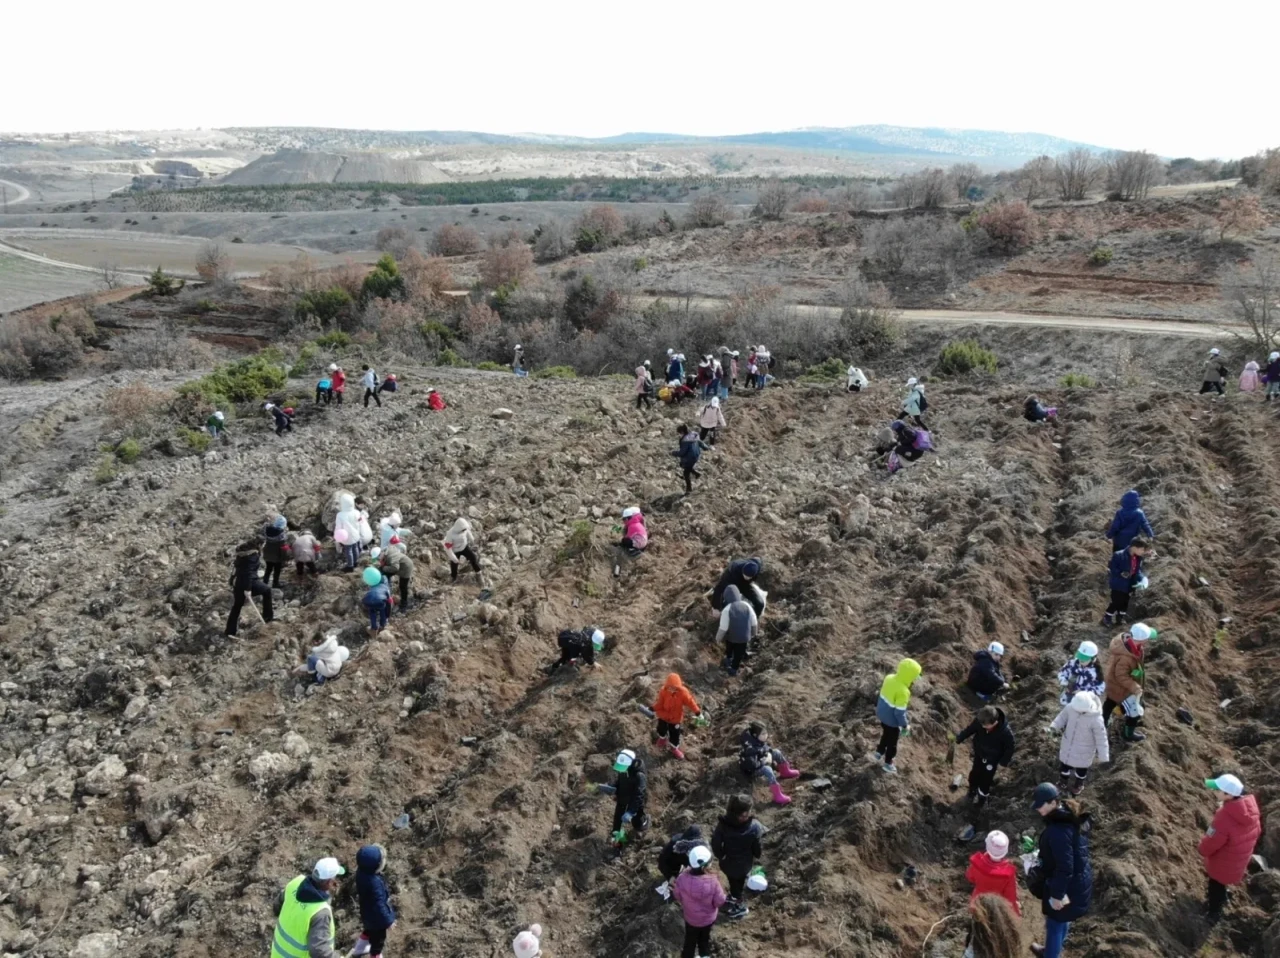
top-left (0, 349), bottom-right (1276, 958)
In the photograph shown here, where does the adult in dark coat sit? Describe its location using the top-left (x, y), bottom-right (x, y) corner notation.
top-left (711, 557), bottom-right (764, 614)
top-left (226, 540), bottom-right (274, 637)
top-left (1030, 783), bottom-right (1093, 958)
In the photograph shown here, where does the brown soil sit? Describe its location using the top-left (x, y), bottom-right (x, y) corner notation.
top-left (0, 332), bottom-right (1276, 958)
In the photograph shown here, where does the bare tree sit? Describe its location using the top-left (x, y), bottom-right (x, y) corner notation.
top-left (1216, 191), bottom-right (1267, 243)
top-left (755, 181), bottom-right (790, 220)
top-left (838, 182), bottom-right (874, 213)
top-left (98, 262), bottom-right (124, 290)
top-left (1222, 253), bottom-right (1279, 351)
top-left (918, 168), bottom-right (950, 208)
top-left (375, 226), bottom-right (414, 260)
top-left (1106, 150), bottom-right (1163, 200)
top-left (195, 241), bottom-right (232, 285)
top-left (1054, 148), bottom-right (1103, 201)
top-left (533, 220), bottom-right (571, 262)
top-left (1017, 155), bottom-right (1055, 205)
top-left (891, 175), bottom-right (923, 209)
top-left (685, 193), bottom-right (730, 228)
top-left (950, 163), bottom-right (982, 201)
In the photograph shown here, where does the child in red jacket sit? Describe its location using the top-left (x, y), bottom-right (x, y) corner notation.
top-left (1199, 773), bottom-right (1263, 922)
top-left (965, 830), bottom-right (1020, 916)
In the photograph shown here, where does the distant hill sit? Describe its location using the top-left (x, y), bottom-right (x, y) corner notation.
top-left (221, 149), bottom-right (450, 186)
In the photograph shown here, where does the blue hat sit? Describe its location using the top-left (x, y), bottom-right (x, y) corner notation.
top-left (743, 558), bottom-right (761, 578)
top-left (1031, 782), bottom-right (1060, 809)
top-left (271, 515), bottom-right (287, 530)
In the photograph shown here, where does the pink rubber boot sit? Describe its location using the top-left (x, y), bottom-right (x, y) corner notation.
top-left (776, 760), bottom-right (801, 779)
top-left (769, 782), bottom-right (792, 805)
top-left (669, 743), bottom-right (686, 760)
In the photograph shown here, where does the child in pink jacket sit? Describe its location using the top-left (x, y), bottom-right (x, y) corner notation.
top-left (698, 397), bottom-right (726, 445)
top-left (672, 845), bottom-right (726, 958)
top-left (621, 507), bottom-right (648, 552)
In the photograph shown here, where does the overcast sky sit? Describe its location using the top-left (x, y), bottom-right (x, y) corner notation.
top-left (6, 0), bottom-right (1274, 158)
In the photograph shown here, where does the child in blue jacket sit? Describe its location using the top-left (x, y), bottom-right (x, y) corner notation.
top-left (671, 424), bottom-right (711, 494)
top-left (1103, 536), bottom-right (1150, 626)
top-left (1107, 490), bottom-right (1155, 552)
top-left (354, 844), bottom-right (396, 958)
top-left (363, 575), bottom-right (392, 633)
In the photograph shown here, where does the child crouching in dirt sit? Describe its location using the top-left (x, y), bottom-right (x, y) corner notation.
top-left (657, 823), bottom-right (706, 897)
top-left (1024, 396), bottom-right (1058, 423)
top-left (672, 845), bottom-right (727, 958)
top-left (738, 721), bottom-right (800, 806)
top-left (352, 844), bottom-right (396, 958)
top-left (265, 403), bottom-right (293, 436)
top-left (545, 627), bottom-right (603, 673)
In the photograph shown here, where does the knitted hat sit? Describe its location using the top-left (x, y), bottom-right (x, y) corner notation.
top-left (742, 558), bottom-right (762, 578)
top-left (985, 830), bottom-right (1009, 861)
top-left (512, 924), bottom-right (542, 958)
top-left (1209, 348), bottom-right (1220, 356)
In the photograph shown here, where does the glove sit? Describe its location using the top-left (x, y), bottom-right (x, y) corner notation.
top-left (1130, 668), bottom-right (1144, 680)
top-left (946, 732), bottom-right (956, 742)
top-left (902, 725), bottom-right (911, 737)
top-left (622, 811), bottom-right (634, 825)
top-left (585, 783), bottom-right (599, 795)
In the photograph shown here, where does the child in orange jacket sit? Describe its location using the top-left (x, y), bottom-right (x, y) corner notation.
top-left (965, 830), bottom-right (1020, 916)
top-left (653, 673), bottom-right (702, 760)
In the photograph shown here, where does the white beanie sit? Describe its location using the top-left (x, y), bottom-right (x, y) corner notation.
top-left (985, 830), bottom-right (1009, 861)
top-left (906, 377), bottom-right (918, 387)
top-left (512, 924), bottom-right (542, 958)
top-left (1270, 352), bottom-right (1279, 362)
top-left (987, 642), bottom-right (1004, 656)
top-left (1209, 348), bottom-right (1220, 356)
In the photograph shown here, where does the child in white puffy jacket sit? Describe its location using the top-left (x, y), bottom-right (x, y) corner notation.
top-left (1049, 690), bottom-right (1110, 796)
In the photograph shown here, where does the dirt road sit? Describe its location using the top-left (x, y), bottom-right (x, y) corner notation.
top-left (0, 178), bottom-right (32, 206)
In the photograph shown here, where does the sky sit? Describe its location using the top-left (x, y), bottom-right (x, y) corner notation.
top-left (5, 0), bottom-right (1276, 159)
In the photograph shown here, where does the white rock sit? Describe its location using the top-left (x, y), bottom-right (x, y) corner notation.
top-left (123, 696), bottom-right (149, 722)
top-left (83, 756), bottom-right (128, 795)
top-left (72, 931), bottom-right (121, 958)
top-left (282, 732), bottom-right (310, 758)
top-left (248, 751), bottom-right (295, 785)
top-left (490, 408), bottom-right (515, 420)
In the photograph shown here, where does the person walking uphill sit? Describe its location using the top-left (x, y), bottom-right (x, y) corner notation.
top-left (716, 585), bottom-right (758, 676)
top-left (1057, 642), bottom-right (1105, 705)
top-left (361, 365), bottom-right (381, 408)
top-left (226, 540), bottom-right (274, 638)
top-left (1050, 691), bottom-right (1109, 796)
top-left (954, 705), bottom-right (1015, 805)
top-left (1198, 773), bottom-right (1263, 922)
top-left (1107, 490), bottom-right (1155, 553)
top-left (443, 517), bottom-right (482, 584)
top-left (698, 396), bottom-right (726, 444)
top-left (635, 360), bottom-right (654, 410)
top-left (1028, 783), bottom-right (1092, 958)
top-left (711, 794), bottom-right (762, 919)
top-left (1103, 535), bottom-right (1151, 626)
top-left (1200, 348), bottom-right (1228, 395)
top-left (596, 749), bottom-right (648, 845)
top-left (653, 672), bottom-right (702, 760)
top-left (272, 857), bottom-right (344, 958)
top-left (672, 424), bottom-right (711, 495)
top-left (1103, 621), bottom-right (1155, 742)
top-left (672, 845), bottom-right (727, 958)
top-left (354, 845), bottom-right (396, 958)
top-left (874, 658), bottom-right (922, 773)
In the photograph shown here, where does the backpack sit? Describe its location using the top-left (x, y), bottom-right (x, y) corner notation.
top-left (769, 355), bottom-right (778, 370)
top-left (918, 392), bottom-right (929, 413)
top-left (913, 430), bottom-right (934, 451)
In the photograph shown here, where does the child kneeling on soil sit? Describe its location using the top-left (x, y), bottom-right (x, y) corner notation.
top-left (711, 794), bottom-right (762, 920)
top-left (352, 844), bottom-right (396, 958)
top-left (620, 506), bottom-right (648, 553)
top-left (657, 824), bottom-right (705, 897)
top-left (653, 673), bottom-right (702, 760)
top-left (293, 633), bottom-right (350, 686)
top-left (953, 705), bottom-right (1016, 806)
top-left (1050, 691), bottom-right (1109, 796)
top-left (738, 721), bottom-right (800, 806)
top-left (672, 845), bottom-right (727, 958)
top-left (1024, 395), bottom-right (1058, 423)
top-left (967, 642), bottom-right (1009, 699)
top-left (874, 658), bottom-right (922, 773)
top-left (546, 627), bottom-right (603, 673)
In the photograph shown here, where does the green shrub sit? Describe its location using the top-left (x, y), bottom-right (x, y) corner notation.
top-left (633, 256), bottom-right (649, 271)
top-left (937, 339), bottom-right (998, 376)
top-left (94, 456), bottom-right (118, 483)
top-left (418, 320), bottom-right (456, 345)
top-left (437, 348), bottom-right (465, 367)
top-left (187, 298), bottom-right (215, 314)
top-left (1061, 372), bottom-right (1097, 388)
top-left (147, 267), bottom-right (184, 297)
top-left (534, 365), bottom-right (577, 379)
top-left (115, 437), bottom-right (142, 463)
top-left (289, 342), bottom-right (319, 376)
top-left (314, 330), bottom-right (352, 349)
top-left (557, 521), bottom-right (594, 562)
top-left (476, 361), bottom-right (506, 372)
top-left (177, 350), bottom-right (287, 409)
top-left (297, 288), bottom-right (354, 327)
top-left (800, 357), bottom-right (846, 382)
top-left (1088, 246), bottom-right (1114, 265)
top-left (362, 254), bottom-right (406, 301)
top-left (179, 427), bottom-right (211, 452)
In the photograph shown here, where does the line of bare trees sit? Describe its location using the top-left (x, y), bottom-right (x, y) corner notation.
top-left (1013, 148), bottom-right (1164, 203)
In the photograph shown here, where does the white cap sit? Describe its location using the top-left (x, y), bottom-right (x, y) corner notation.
top-left (1205, 774), bottom-right (1244, 797)
top-left (312, 857), bottom-right (345, 880)
top-left (591, 629), bottom-right (605, 650)
top-left (667, 348), bottom-right (674, 355)
top-left (370, 547), bottom-right (382, 559)
top-left (985, 830), bottom-right (1009, 860)
top-left (214, 411), bottom-right (224, 420)
top-left (906, 377), bottom-right (918, 386)
top-left (1076, 640), bottom-right (1099, 659)
top-left (988, 642), bottom-right (1005, 656)
top-left (746, 871), bottom-right (769, 891)
top-left (613, 749), bottom-right (636, 773)
top-left (512, 924), bottom-right (543, 958)
top-left (1129, 622), bottom-right (1156, 642)
top-left (514, 344), bottom-right (523, 350)
top-left (1209, 348), bottom-right (1220, 356)
top-left (710, 397), bottom-right (720, 408)
top-left (621, 507), bottom-right (640, 518)
top-left (643, 359), bottom-right (650, 366)
top-left (687, 845), bottom-right (712, 868)
top-left (1271, 352), bottom-right (1279, 362)
top-left (328, 363), bottom-right (338, 371)
top-left (264, 402), bottom-right (275, 411)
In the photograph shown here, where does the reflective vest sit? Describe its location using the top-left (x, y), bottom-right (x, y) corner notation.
top-left (272, 875), bottom-right (332, 958)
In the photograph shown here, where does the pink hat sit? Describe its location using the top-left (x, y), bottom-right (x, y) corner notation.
top-left (985, 830), bottom-right (1009, 861)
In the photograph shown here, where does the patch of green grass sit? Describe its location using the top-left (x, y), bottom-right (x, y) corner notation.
top-left (115, 437), bottom-right (141, 463)
top-left (314, 330), bottom-right (351, 349)
top-left (1060, 372), bottom-right (1096, 388)
top-left (937, 339), bottom-right (998, 376)
top-left (436, 348), bottom-right (466, 367)
top-left (799, 357), bottom-right (845, 382)
top-left (178, 427), bottom-right (211, 453)
top-left (1088, 246), bottom-right (1114, 266)
top-left (94, 456), bottom-right (118, 484)
top-left (176, 349), bottom-right (287, 409)
top-left (534, 365), bottom-right (577, 379)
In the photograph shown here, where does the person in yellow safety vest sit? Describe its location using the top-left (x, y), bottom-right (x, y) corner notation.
top-left (272, 857), bottom-right (345, 958)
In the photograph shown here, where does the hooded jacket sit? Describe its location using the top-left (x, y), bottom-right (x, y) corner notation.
top-left (382, 542), bottom-right (414, 580)
top-left (955, 707), bottom-right (1015, 767)
top-left (712, 558), bottom-right (763, 610)
top-left (427, 390), bottom-right (446, 410)
top-left (966, 650), bottom-right (1007, 697)
top-left (556, 628), bottom-right (596, 666)
top-left (1051, 694), bottom-right (1110, 769)
top-left (334, 495), bottom-right (361, 548)
top-left (1103, 634), bottom-right (1143, 703)
top-left (1108, 491), bottom-right (1155, 551)
top-left (1203, 358), bottom-right (1227, 384)
top-left (716, 585), bottom-right (758, 645)
top-left (362, 580), bottom-right (392, 609)
top-left (902, 385), bottom-right (925, 417)
top-left (1198, 794), bottom-right (1263, 886)
top-left (622, 512), bottom-right (648, 549)
top-left (611, 758), bottom-right (646, 831)
top-left (443, 518), bottom-right (474, 561)
top-left (737, 728), bottom-right (774, 776)
top-left (309, 635), bottom-right (350, 679)
top-left (1240, 361), bottom-right (1260, 392)
top-left (635, 365), bottom-right (652, 394)
top-left (876, 659), bottom-right (922, 728)
top-left (711, 814), bottom-right (763, 879)
top-left (355, 844), bottom-right (396, 931)
top-left (1024, 398), bottom-right (1050, 422)
top-left (1108, 547), bottom-right (1144, 593)
top-left (262, 523), bottom-right (290, 564)
top-left (698, 400), bottom-right (726, 429)
top-left (658, 824), bottom-right (705, 879)
top-left (847, 366), bottom-right (869, 389)
top-left (231, 547), bottom-right (261, 590)
top-left (673, 433), bottom-right (709, 470)
top-left (274, 875), bottom-right (337, 958)
top-left (1057, 656), bottom-right (1105, 705)
top-left (331, 368), bottom-right (346, 392)
top-left (291, 533), bottom-right (319, 564)
top-left (966, 851), bottom-right (1020, 915)
top-left (361, 368), bottom-right (378, 390)
top-left (653, 674), bottom-right (700, 725)
top-left (1037, 805), bottom-right (1093, 921)
top-left (672, 870), bottom-right (727, 928)
top-left (667, 355), bottom-right (684, 383)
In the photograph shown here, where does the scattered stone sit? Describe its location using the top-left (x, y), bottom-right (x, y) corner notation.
top-left (123, 695), bottom-right (149, 721)
top-left (72, 932), bottom-right (121, 958)
top-left (810, 778), bottom-right (833, 791)
top-left (491, 408), bottom-right (515, 420)
top-left (392, 813), bottom-right (411, 830)
top-left (83, 755), bottom-right (128, 796)
top-left (1176, 708), bottom-right (1195, 726)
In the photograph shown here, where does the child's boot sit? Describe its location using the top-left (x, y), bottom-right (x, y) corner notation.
top-left (654, 736), bottom-right (668, 752)
top-left (777, 760), bottom-right (801, 779)
top-left (669, 743), bottom-right (686, 760)
top-left (1101, 611), bottom-right (1116, 626)
top-left (1122, 725), bottom-right (1147, 743)
top-left (768, 782), bottom-right (792, 805)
